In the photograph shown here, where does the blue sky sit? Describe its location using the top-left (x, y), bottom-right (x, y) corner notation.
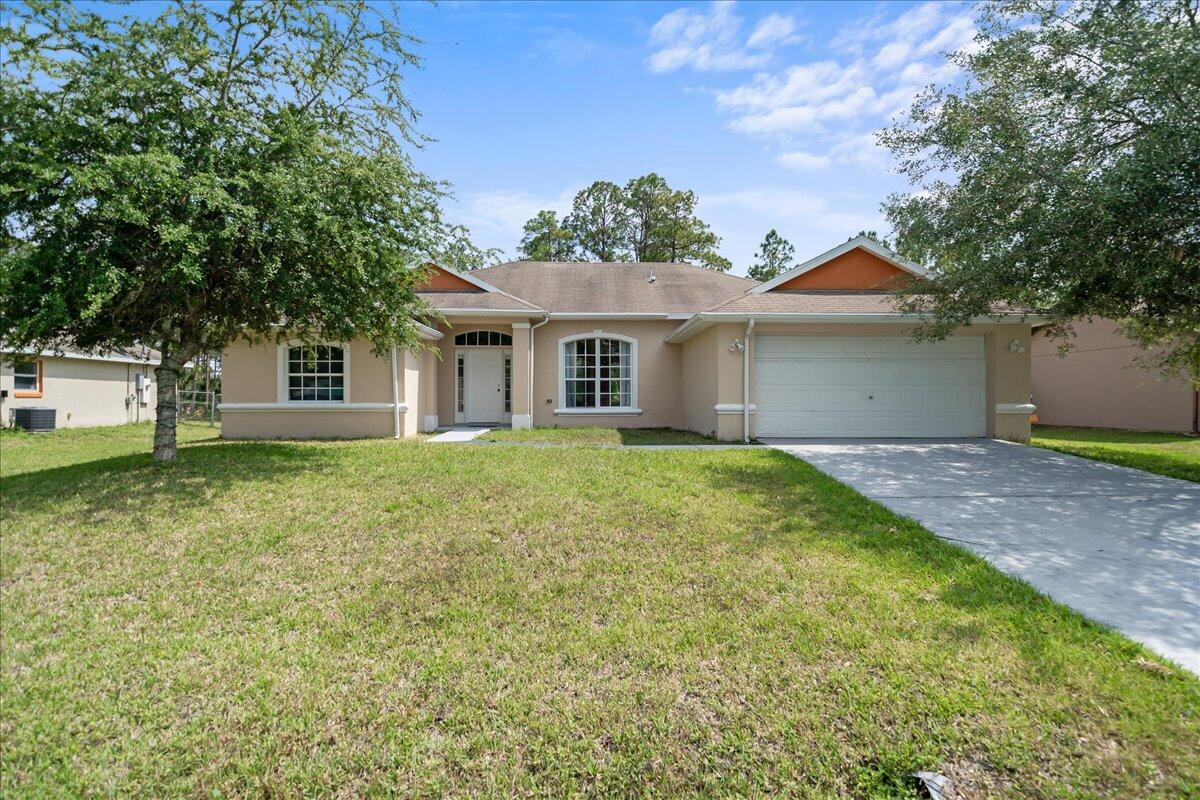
top-left (398, 0), bottom-right (978, 275)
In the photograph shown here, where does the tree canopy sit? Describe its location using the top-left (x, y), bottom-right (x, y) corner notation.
top-left (748, 229), bottom-right (796, 282)
top-left (881, 0), bottom-right (1200, 381)
top-left (0, 0), bottom-right (473, 460)
top-left (516, 174), bottom-right (731, 271)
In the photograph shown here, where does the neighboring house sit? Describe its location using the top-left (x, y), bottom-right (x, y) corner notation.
top-left (1032, 319), bottom-right (1199, 433)
top-left (0, 348), bottom-right (159, 428)
top-left (220, 235), bottom-right (1039, 441)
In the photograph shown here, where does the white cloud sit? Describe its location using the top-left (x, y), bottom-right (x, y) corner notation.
top-left (646, 1), bottom-right (800, 74)
top-left (456, 186), bottom-right (578, 242)
top-left (701, 188), bottom-right (882, 233)
top-left (703, 2), bottom-right (977, 168)
top-left (775, 151), bottom-right (831, 171)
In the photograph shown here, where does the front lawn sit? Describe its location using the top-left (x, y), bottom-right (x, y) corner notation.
top-left (3, 424), bottom-right (1198, 798)
top-left (1031, 424), bottom-right (1200, 482)
top-left (476, 426), bottom-right (724, 446)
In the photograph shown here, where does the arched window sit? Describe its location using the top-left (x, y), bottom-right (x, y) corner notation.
top-left (454, 330), bottom-right (512, 347)
top-left (287, 345), bottom-right (344, 401)
top-left (559, 334), bottom-right (636, 411)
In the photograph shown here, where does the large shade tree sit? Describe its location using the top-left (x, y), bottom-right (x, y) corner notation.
top-left (1, 0), bottom-right (473, 461)
top-left (881, 0), bottom-right (1200, 381)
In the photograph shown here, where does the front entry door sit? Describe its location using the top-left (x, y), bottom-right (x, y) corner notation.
top-left (466, 349), bottom-right (503, 424)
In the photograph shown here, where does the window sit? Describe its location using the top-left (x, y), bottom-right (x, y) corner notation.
top-left (287, 345), bottom-right (344, 402)
top-left (454, 330), bottom-right (511, 347)
top-left (456, 354), bottom-right (465, 413)
top-left (562, 336), bottom-right (633, 409)
top-left (503, 355), bottom-right (512, 413)
top-left (12, 360), bottom-right (41, 395)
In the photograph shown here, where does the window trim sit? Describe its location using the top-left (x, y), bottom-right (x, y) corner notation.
top-left (12, 359), bottom-right (44, 398)
top-left (555, 332), bottom-right (640, 415)
top-left (276, 342), bottom-right (350, 405)
top-left (453, 330), bottom-right (513, 348)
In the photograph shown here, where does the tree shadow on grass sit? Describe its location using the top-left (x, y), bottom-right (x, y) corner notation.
top-left (696, 451), bottom-right (1176, 674)
top-left (0, 440), bottom-right (334, 526)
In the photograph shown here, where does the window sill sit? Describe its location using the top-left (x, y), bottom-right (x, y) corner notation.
top-left (13, 392), bottom-right (43, 399)
top-left (554, 407), bottom-right (643, 416)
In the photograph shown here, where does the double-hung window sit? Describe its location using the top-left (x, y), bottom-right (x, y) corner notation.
top-left (12, 360), bottom-right (41, 396)
top-left (562, 336), bottom-right (634, 410)
top-left (287, 345), bottom-right (344, 402)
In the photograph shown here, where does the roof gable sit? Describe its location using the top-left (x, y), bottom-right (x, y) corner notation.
top-left (416, 264), bottom-right (502, 293)
top-left (753, 236), bottom-right (926, 294)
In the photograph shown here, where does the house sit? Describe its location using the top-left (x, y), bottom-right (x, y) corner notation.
top-left (219, 236), bottom-right (1039, 441)
top-left (1032, 319), bottom-right (1199, 433)
top-left (1, 348), bottom-right (159, 428)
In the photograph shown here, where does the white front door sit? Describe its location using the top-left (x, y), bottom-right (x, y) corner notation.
top-left (754, 335), bottom-right (987, 438)
top-left (466, 349), bottom-right (504, 424)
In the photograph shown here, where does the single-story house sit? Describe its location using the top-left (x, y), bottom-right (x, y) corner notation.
top-left (1032, 319), bottom-right (1199, 433)
top-left (219, 236), bottom-right (1039, 441)
top-left (1, 348), bottom-right (159, 428)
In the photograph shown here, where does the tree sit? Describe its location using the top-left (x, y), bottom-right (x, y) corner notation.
top-left (563, 181), bottom-right (630, 262)
top-left (1, 0), bottom-right (473, 461)
top-left (748, 230), bottom-right (795, 282)
top-left (654, 186), bottom-right (732, 271)
top-left (516, 210), bottom-right (576, 261)
top-left (880, 0), bottom-right (1200, 382)
top-left (515, 174), bottom-right (732, 270)
top-left (854, 230), bottom-right (892, 250)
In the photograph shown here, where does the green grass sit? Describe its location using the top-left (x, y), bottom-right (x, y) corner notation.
top-left (3, 424), bottom-right (1198, 798)
top-left (476, 426), bottom-right (726, 446)
top-left (1031, 425), bottom-right (1200, 482)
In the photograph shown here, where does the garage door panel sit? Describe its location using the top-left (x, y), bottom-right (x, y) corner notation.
top-left (755, 335), bottom-right (986, 438)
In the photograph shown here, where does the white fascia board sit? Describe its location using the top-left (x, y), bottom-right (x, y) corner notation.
top-left (750, 236), bottom-right (928, 294)
top-left (414, 321), bottom-right (444, 340)
top-left (435, 309), bottom-right (538, 317)
top-left (549, 312), bottom-right (669, 320)
top-left (665, 312), bottom-right (1046, 343)
top-left (12, 349), bottom-right (161, 365)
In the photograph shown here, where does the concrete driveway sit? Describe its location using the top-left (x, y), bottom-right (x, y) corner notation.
top-left (766, 438), bottom-right (1200, 672)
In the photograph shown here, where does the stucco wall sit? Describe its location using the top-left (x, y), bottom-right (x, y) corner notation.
top-left (220, 336), bottom-right (432, 439)
top-left (1032, 319), bottom-right (1195, 432)
top-left (0, 356), bottom-right (154, 428)
top-left (681, 325), bottom-right (721, 437)
top-left (530, 320), bottom-right (684, 429)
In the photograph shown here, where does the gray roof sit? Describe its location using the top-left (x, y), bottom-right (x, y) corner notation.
top-left (417, 290), bottom-right (544, 313)
top-left (705, 290), bottom-right (1031, 316)
top-left (473, 261), bottom-right (758, 314)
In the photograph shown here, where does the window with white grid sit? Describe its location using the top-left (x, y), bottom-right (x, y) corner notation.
top-left (287, 345), bottom-right (344, 401)
top-left (562, 336), bottom-right (633, 409)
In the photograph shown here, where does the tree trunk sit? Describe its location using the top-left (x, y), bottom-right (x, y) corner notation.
top-left (153, 361), bottom-right (181, 463)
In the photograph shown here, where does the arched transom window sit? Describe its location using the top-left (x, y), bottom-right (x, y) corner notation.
top-left (455, 330), bottom-right (511, 347)
top-left (561, 335), bottom-right (635, 410)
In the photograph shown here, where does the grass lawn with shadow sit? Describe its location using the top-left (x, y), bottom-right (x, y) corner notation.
top-left (476, 426), bottom-right (724, 446)
top-left (1031, 424), bottom-right (1199, 482)
top-left (2, 423), bottom-right (1198, 798)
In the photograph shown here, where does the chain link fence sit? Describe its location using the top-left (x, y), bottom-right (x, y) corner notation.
top-left (177, 389), bottom-right (221, 423)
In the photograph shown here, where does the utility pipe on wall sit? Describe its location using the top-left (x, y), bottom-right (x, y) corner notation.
top-left (528, 314), bottom-right (551, 429)
top-left (743, 318), bottom-right (756, 443)
top-left (390, 344), bottom-right (401, 439)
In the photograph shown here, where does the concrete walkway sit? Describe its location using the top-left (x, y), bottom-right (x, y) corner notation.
top-left (426, 427), bottom-right (490, 443)
top-left (766, 438), bottom-right (1200, 673)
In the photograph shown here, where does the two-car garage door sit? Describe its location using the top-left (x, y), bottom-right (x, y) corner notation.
top-left (754, 335), bottom-right (986, 438)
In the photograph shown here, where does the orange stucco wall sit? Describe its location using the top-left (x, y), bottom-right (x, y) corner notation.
top-left (774, 248), bottom-right (910, 290)
top-left (417, 266), bottom-right (481, 292)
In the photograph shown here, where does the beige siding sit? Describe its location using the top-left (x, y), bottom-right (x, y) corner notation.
top-left (0, 356), bottom-right (155, 428)
top-left (530, 320), bottom-right (684, 429)
top-left (1032, 319), bottom-right (1195, 432)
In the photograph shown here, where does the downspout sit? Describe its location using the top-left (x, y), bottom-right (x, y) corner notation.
top-left (390, 344), bottom-right (401, 439)
top-left (528, 313), bottom-right (551, 428)
top-left (743, 318), bottom-right (756, 443)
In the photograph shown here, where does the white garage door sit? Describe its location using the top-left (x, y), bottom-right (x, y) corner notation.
top-left (755, 335), bottom-right (986, 438)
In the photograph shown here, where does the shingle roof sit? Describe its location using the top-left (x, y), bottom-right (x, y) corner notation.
top-left (417, 290), bottom-right (544, 313)
top-left (704, 290), bottom-right (1031, 316)
top-left (473, 261), bottom-right (758, 314)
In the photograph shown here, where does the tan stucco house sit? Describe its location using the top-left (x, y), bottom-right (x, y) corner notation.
top-left (219, 236), bottom-right (1040, 442)
top-left (1, 348), bottom-right (159, 429)
top-left (1032, 319), bottom-right (1199, 433)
